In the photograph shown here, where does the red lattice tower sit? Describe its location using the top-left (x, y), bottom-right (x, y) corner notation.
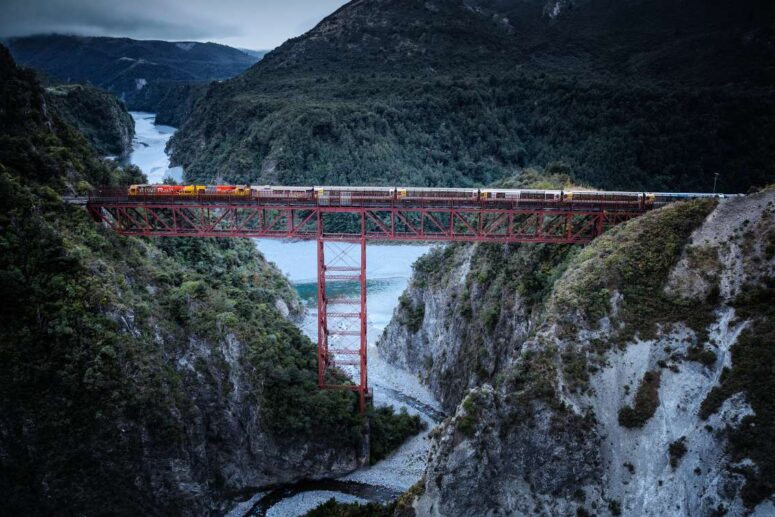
top-left (317, 238), bottom-right (369, 414)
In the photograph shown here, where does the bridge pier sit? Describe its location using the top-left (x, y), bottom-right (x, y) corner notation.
top-left (317, 237), bottom-right (369, 414)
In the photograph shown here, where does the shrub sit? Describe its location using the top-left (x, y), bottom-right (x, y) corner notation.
top-left (398, 293), bottom-right (425, 333)
top-left (686, 346), bottom-right (717, 366)
top-left (456, 392), bottom-right (483, 437)
top-left (368, 406), bottom-right (425, 464)
top-left (669, 437), bottom-right (688, 469)
top-left (618, 371), bottom-right (661, 428)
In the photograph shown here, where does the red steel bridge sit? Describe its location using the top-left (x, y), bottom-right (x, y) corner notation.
top-left (86, 188), bottom-right (650, 413)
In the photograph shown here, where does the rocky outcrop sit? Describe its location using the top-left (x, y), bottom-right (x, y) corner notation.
top-left (378, 242), bottom-right (574, 412)
top-left (418, 385), bottom-right (602, 516)
top-left (382, 193), bottom-right (775, 515)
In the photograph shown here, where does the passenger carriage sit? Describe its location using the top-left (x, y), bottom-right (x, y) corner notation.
top-left (397, 187), bottom-right (479, 203)
top-left (480, 189), bottom-right (562, 205)
top-left (648, 192), bottom-right (726, 208)
top-left (315, 186), bottom-right (395, 205)
top-left (252, 186), bottom-right (315, 201)
top-left (564, 190), bottom-right (645, 210)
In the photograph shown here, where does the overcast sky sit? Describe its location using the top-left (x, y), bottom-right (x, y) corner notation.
top-left (0, 0), bottom-right (349, 50)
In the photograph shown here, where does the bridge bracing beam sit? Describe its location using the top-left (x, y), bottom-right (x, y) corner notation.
top-left (88, 204), bottom-right (641, 243)
top-left (87, 199), bottom-right (645, 414)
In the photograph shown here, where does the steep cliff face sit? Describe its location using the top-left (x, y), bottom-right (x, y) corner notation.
top-left (0, 45), bottom-right (366, 515)
top-left (382, 192), bottom-right (775, 515)
top-left (45, 83), bottom-right (135, 156)
top-left (131, 80), bottom-right (209, 127)
top-left (378, 242), bottom-right (576, 412)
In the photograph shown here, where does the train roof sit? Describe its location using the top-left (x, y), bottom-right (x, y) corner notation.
top-left (396, 186), bottom-right (478, 191)
top-left (253, 185), bottom-right (312, 190)
top-left (481, 188), bottom-right (562, 193)
top-left (566, 190), bottom-right (642, 195)
top-left (314, 185), bottom-right (395, 191)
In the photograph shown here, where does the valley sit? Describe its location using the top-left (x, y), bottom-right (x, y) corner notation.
top-left (1, 0), bottom-right (774, 515)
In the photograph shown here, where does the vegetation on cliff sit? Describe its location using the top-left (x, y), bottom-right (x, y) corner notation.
top-left (618, 371), bottom-right (661, 428)
top-left (368, 406), bottom-right (425, 464)
top-left (45, 82), bottom-right (135, 156)
top-left (700, 279), bottom-right (775, 507)
top-left (131, 80), bottom-right (210, 127)
top-left (0, 45), bottom-right (413, 514)
top-left (552, 198), bottom-right (719, 344)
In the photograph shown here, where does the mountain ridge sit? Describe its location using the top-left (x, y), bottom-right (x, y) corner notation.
top-left (0, 43), bottom-right (374, 514)
top-left (6, 34), bottom-right (263, 110)
top-left (250, 0), bottom-right (774, 85)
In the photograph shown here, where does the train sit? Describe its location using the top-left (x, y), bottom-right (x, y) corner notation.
top-left (127, 184), bottom-right (737, 210)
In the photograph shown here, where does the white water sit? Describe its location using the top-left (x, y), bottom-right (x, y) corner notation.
top-left (126, 112), bottom-right (183, 183)
top-left (123, 114), bottom-right (440, 515)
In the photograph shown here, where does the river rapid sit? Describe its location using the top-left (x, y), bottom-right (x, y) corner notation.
top-left (126, 113), bottom-right (442, 517)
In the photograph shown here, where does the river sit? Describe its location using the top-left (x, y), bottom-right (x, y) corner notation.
top-left (126, 113), bottom-right (442, 517)
top-left (124, 112), bottom-right (184, 183)
top-left (245, 240), bottom-right (441, 516)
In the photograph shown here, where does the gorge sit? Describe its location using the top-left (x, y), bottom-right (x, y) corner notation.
top-left (119, 111), bottom-right (441, 516)
top-left (2, 0), bottom-right (775, 515)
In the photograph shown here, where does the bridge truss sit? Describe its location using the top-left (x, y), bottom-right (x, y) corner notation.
top-left (87, 195), bottom-right (643, 413)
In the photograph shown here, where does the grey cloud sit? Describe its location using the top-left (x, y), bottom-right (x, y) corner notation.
top-left (1, 0), bottom-right (241, 41)
top-left (0, 0), bottom-right (348, 49)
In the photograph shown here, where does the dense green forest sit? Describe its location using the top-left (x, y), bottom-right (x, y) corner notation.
top-left (170, 0), bottom-right (775, 193)
top-left (44, 82), bottom-right (135, 156)
top-left (171, 70), bottom-right (775, 192)
top-left (0, 45), bottom-right (420, 513)
top-left (6, 34), bottom-right (261, 111)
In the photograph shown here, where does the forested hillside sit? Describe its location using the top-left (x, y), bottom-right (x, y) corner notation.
top-left (44, 82), bottom-right (135, 156)
top-left (170, 0), bottom-right (775, 192)
top-left (6, 34), bottom-right (261, 112)
top-left (0, 44), bottom-right (419, 514)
